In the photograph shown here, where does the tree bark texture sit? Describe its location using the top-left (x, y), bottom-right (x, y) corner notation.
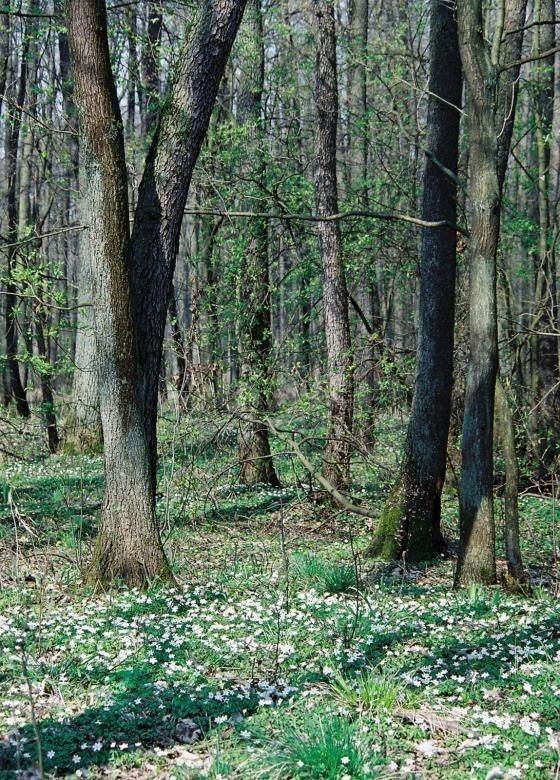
top-left (371, 0), bottom-right (462, 561)
top-left (312, 0), bottom-right (354, 493)
top-left (455, 0), bottom-right (501, 586)
top-left (67, 0), bottom-right (171, 587)
top-left (70, 192), bottom-right (102, 451)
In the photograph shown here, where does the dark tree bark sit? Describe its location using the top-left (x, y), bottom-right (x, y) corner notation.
top-left (236, 0), bottom-right (280, 487)
top-left (312, 0), bottom-right (354, 493)
top-left (67, 0), bottom-right (172, 587)
top-left (131, 0), bottom-right (247, 492)
top-left (370, 0), bottom-right (462, 561)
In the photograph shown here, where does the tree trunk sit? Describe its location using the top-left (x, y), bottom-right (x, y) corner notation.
top-left (531, 0), bottom-right (558, 472)
top-left (371, 0), bottom-right (462, 561)
top-left (495, 378), bottom-right (527, 588)
top-left (5, 31), bottom-right (31, 418)
top-left (312, 0), bottom-right (354, 493)
top-left (236, 0), bottom-right (279, 487)
top-left (455, 0), bottom-right (528, 586)
top-left (67, 0), bottom-right (171, 587)
top-left (494, 0), bottom-right (529, 588)
top-left (70, 189), bottom-right (103, 450)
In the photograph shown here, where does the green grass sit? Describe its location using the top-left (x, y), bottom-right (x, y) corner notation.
top-left (291, 552), bottom-right (357, 594)
top-left (1, 411), bottom-right (560, 778)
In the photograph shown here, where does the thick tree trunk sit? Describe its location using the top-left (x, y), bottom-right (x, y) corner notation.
top-left (455, 0), bottom-right (528, 586)
top-left (67, 0), bottom-right (171, 587)
top-left (236, 0), bottom-right (279, 487)
top-left (371, 0), bottom-right (462, 561)
top-left (312, 0), bottom-right (354, 493)
top-left (131, 0), bottom-right (247, 491)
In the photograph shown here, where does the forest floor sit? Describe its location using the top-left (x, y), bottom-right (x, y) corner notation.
top-left (0, 412), bottom-right (559, 779)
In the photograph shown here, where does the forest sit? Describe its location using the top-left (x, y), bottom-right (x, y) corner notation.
top-left (0, 0), bottom-right (560, 777)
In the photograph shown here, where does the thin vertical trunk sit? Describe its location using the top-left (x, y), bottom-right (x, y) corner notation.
top-left (58, 0), bottom-right (103, 450)
top-left (18, 12), bottom-right (60, 453)
top-left (5, 32), bottom-right (31, 418)
top-left (236, 0), bottom-right (279, 487)
top-left (494, 0), bottom-right (529, 588)
top-left (312, 0), bottom-right (354, 493)
top-left (141, 1), bottom-right (162, 137)
top-left (348, 0), bottom-right (380, 440)
top-left (531, 0), bottom-right (558, 471)
top-left (71, 183), bottom-right (103, 449)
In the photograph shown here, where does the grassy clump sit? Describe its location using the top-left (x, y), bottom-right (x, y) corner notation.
top-left (292, 552), bottom-right (356, 594)
top-left (250, 713), bottom-right (383, 778)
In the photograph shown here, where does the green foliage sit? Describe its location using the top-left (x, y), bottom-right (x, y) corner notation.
top-left (250, 713), bottom-right (383, 779)
top-left (328, 666), bottom-right (419, 715)
top-left (292, 552), bottom-right (356, 594)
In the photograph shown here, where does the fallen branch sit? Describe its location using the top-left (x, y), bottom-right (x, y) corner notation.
top-left (265, 418), bottom-right (377, 521)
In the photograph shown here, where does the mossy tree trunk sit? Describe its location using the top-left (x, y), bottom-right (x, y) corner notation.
top-left (370, 0), bottom-right (462, 561)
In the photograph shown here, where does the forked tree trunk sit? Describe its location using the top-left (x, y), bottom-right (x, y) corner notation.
top-left (370, 0), bottom-right (462, 562)
top-left (312, 0), bottom-right (354, 493)
top-left (67, 0), bottom-right (171, 587)
top-left (67, 0), bottom-right (245, 586)
top-left (236, 0), bottom-right (279, 487)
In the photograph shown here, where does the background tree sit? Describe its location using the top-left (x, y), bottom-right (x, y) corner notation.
top-left (312, 0), bottom-right (354, 494)
top-left (236, 0), bottom-right (280, 487)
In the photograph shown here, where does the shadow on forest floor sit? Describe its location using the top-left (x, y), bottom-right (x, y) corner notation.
top-left (3, 594), bottom-right (560, 778)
